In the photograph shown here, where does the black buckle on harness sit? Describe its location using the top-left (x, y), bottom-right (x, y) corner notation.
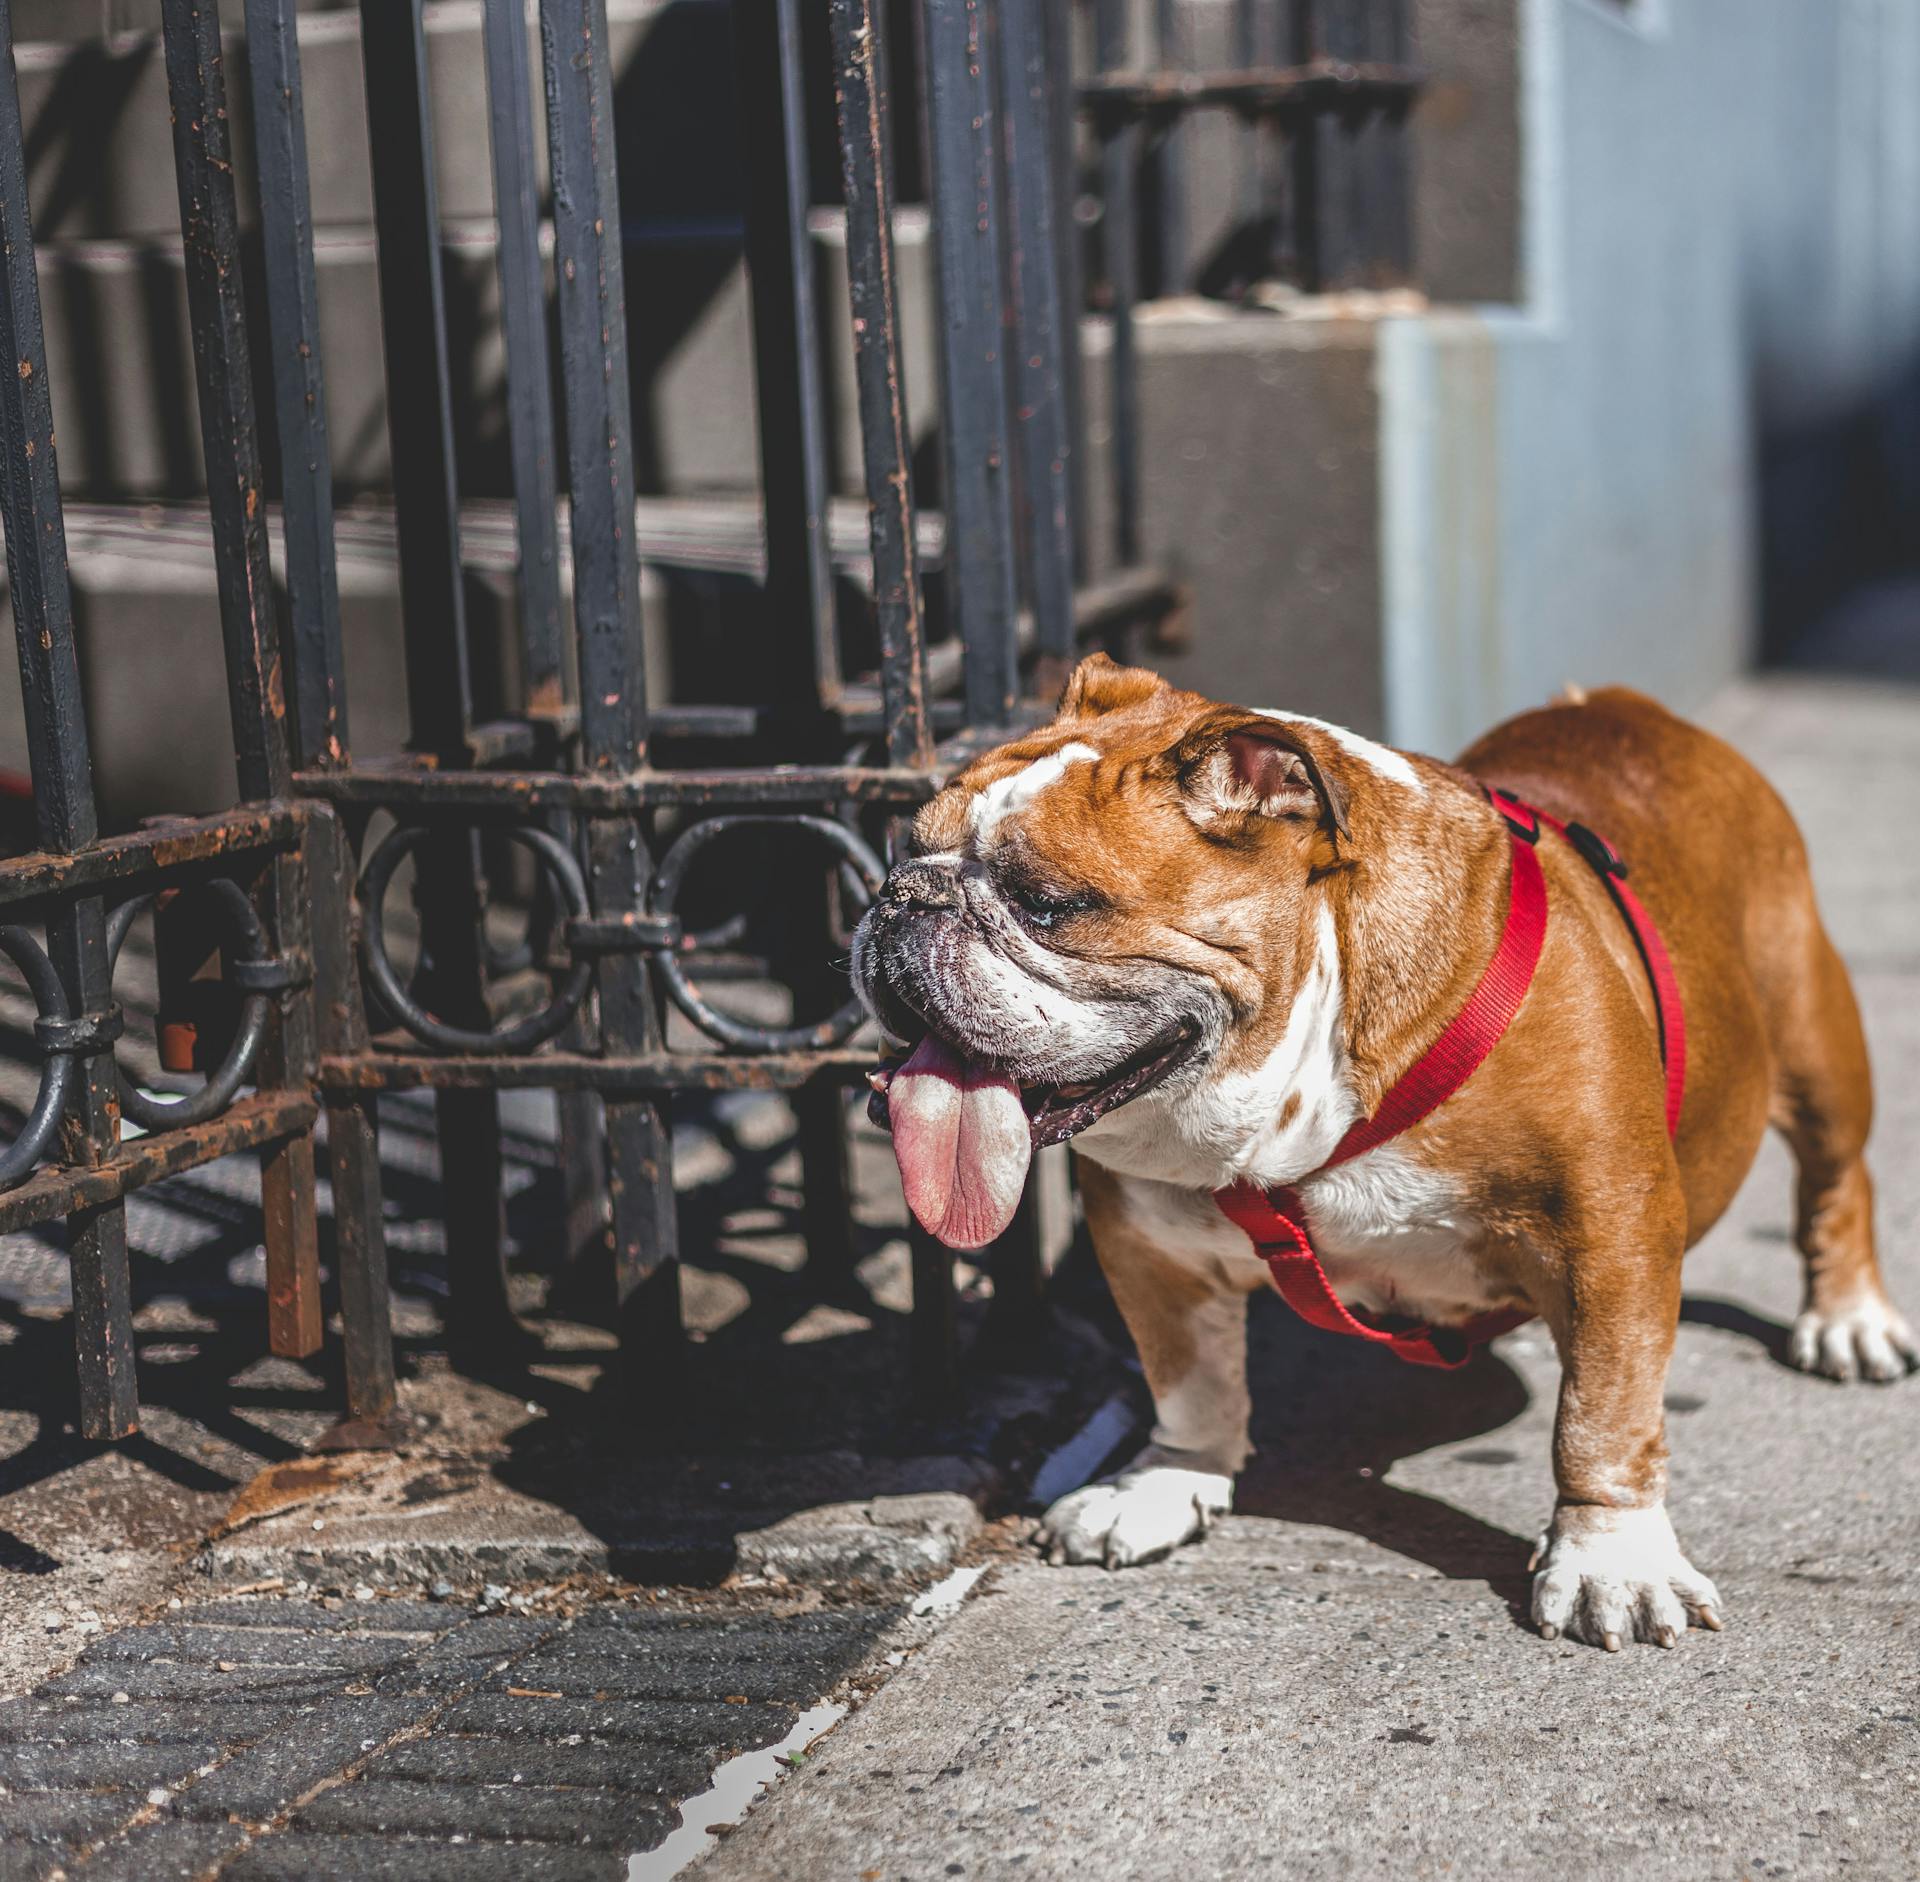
top-left (1564, 820), bottom-right (1628, 879)
top-left (1485, 788), bottom-right (1539, 844)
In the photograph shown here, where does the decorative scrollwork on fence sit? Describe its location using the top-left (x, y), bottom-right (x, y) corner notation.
top-left (0, 925), bottom-right (81, 1190)
top-left (107, 880), bottom-right (282, 1132)
top-left (648, 814), bottom-right (887, 1053)
top-left (359, 822), bottom-right (593, 1054)
top-left (0, 875), bottom-right (296, 1190)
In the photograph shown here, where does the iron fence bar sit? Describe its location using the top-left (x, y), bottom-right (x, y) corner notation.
top-left (1148, 0), bottom-right (1186, 294)
top-left (0, 815), bottom-right (305, 925)
top-left (159, 0), bottom-right (291, 811)
top-left (733, 0), bottom-right (857, 1293)
top-left (0, 13), bottom-right (138, 1441)
top-left (541, 0), bottom-right (681, 1395)
top-left (482, 0), bottom-right (568, 718)
top-left (828, 0), bottom-right (933, 770)
top-left (306, 805), bottom-right (397, 1423)
top-left (1077, 62), bottom-right (1424, 120)
top-left (1296, 0), bottom-right (1371, 291)
top-left (359, 0), bottom-right (515, 1362)
top-left (998, 0), bottom-right (1077, 693)
top-left (921, 0), bottom-right (1021, 725)
top-left (245, 0), bottom-right (347, 771)
top-left (1043, 0), bottom-right (1088, 576)
top-left (1233, 0), bottom-right (1261, 240)
top-left (294, 763), bottom-right (947, 811)
top-left (734, 0), bottom-right (841, 716)
top-left (1093, 0), bottom-right (1141, 570)
top-left (0, 1091), bottom-right (319, 1241)
top-left (479, 0), bottom-right (604, 1292)
top-left (161, 0), bottom-right (328, 1364)
top-left (318, 1049), bottom-right (880, 1093)
top-left (1362, 0), bottom-right (1413, 283)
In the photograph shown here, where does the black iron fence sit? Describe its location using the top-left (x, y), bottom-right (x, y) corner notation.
top-left (0, 0), bottom-right (1413, 1441)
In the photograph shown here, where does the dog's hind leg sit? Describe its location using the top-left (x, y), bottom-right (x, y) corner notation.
top-left (1766, 915), bottom-right (1916, 1382)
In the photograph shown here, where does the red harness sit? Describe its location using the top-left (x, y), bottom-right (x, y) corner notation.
top-left (1213, 788), bottom-right (1686, 1369)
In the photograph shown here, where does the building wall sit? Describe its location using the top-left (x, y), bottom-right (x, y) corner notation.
top-left (1379, 0), bottom-right (1920, 757)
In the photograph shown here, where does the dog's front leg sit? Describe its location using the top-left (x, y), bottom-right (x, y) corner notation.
top-left (1038, 1164), bottom-right (1262, 1569)
top-left (1530, 1192), bottom-right (1724, 1649)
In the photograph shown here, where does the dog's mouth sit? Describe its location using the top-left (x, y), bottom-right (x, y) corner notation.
top-left (865, 1021), bottom-right (1196, 1251)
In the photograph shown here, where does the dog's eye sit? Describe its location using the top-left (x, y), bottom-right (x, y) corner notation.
top-left (1006, 881), bottom-right (1096, 931)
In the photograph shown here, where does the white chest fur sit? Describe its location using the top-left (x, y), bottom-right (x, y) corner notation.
top-left (1073, 886), bottom-right (1504, 1327)
top-left (1096, 1157), bottom-right (1500, 1327)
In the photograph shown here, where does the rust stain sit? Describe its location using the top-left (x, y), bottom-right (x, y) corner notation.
top-left (213, 1451), bottom-right (389, 1536)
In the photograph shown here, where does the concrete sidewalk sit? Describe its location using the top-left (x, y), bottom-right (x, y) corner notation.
top-left (694, 675), bottom-right (1920, 1882)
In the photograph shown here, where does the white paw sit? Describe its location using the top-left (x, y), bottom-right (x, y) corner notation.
top-left (1790, 1293), bottom-right (1920, 1383)
top-left (1035, 1454), bottom-right (1232, 1569)
top-left (1530, 1503), bottom-right (1723, 1650)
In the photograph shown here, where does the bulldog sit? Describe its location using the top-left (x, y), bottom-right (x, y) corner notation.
top-left (852, 655), bottom-right (1914, 1651)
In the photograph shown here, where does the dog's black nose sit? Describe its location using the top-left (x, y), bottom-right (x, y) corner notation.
top-left (884, 858), bottom-right (963, 911)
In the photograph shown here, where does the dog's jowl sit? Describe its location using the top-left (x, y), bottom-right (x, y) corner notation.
top-left (853, 656), bottom-right (1915, 1651)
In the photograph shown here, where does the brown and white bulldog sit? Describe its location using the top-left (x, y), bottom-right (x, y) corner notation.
top-left (852, 656), bottom-right (1915, 1651)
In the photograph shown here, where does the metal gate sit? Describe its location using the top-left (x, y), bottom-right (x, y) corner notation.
top-left (0, 0), bottom-right (1418, 1440)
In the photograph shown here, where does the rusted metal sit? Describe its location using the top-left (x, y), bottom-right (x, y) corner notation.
top-left (304, 807), bottom-right (397, 1423)
top-left (829, 0), bottom-right (934, 771)
top-left (0, 9), bottom-right (138, 1440)
top-left (294, 763), bottom-right (950, 813)
top-left (0, 803), bottom-right (307, 914)
top-left (1078, 61), bottom-right (1425, 123)
top-left (541, 0), bottom-right (682, 1392)
top-left (0, 1091), bottom-right (319, 1241)
top-left (1000, 0), bottom-right (1079, 671)
top-left (245, 0), bottom-right (348, 770)
top-left (163, 0), bottom-right (330, 1381)
top-left (481, 0), bottom-right (568, 716)
top-left (359, 823), bottom-right (593, 1054)
top-left (922, 0), bottom-right (1023, 727)
top-left (317, 1049), bottom-right (881, 1094)
top-left (361, 0), bottom-right (517, 1362)
top-left (735, 0), bottom-right (841, 716)
top-left (0, 927), bottom-right (77, 1189)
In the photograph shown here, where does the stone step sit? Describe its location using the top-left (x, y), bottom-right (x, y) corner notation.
top-left (13, 0), bottom-right (941, 506)
top-left (0, 496), bottom-right (948, 819)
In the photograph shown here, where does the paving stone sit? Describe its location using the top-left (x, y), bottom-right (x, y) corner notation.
top-left (0, 1700), bottom-right (296, 1747)
top-left (0, 1792), bottom-right (141, 1850)
top-left (498, 1630), bottom-right (876, 1704)
top-left (293, 1777), bottom-right (674, 1848)
top-left (222, 1834), bottom-right (627, 1880)
top-left (181, 1600), bottom-right (452, 1634)
top-left (75, 1819), bottom-right (252, 1881)
top-left (365, 1730), bottom-right (715, 1799)
top-left (0, 1738), bottom-right (217, 1792)
top-left (85, 1624), bottom-right (414, 1671)
top-left (0, 1845), bottom-right (63, 1882)
top-left (170, 1699), bottom-right (426, 1825)
top-left (371, 1615), bottom-right (560, 1695)
top-left (37, 1661), bottom-right (347, 1703)
top-left (437, 1691), bottom-right (797, 1754)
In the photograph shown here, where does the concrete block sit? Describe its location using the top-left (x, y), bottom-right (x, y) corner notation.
top-left (170, 1698), bottom-right (424, 1824)
top-left (292, 1774), bottom-right (673, 1847)
top-left (224, 1832), bottom-right (628, 1880)
top-left (1084, 310), bottom-right (1387, 733)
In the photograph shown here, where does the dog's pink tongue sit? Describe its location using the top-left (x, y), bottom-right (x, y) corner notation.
top-left (887, 1034), bottom-right (1031, 1250)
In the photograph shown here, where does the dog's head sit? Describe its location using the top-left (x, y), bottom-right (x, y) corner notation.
top-left (853, 656), bottom-right (1431, 1246)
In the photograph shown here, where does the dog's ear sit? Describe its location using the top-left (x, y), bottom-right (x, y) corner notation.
top-left (1176, 714), bottom-right (1351, 840)
top-left (1057, 653), bottom-right (1168, 722)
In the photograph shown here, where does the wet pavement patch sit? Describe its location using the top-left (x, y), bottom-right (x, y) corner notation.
top-left (0, 1589), bottom-right (904, 1875)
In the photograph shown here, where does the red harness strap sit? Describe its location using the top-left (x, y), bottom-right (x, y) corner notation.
top-left (1213, 789), bottom-right (1685, 1370)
